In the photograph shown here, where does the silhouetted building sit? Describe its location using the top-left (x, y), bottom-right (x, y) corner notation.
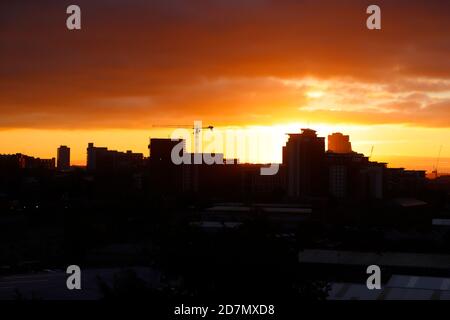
top-left (87, 143), bottom-right (144, 172)
top-left (326, 152), bottom-right (387, 200)
top-left (328, 132), bottom-right (352, 153)
top-left (181, 153), bottom-right (242, 199)
top-left (326, 149), bottom-right (427, 201)
top-left (0, 153), bottom-right (55, 170)
top-left (326, 152), bottom-right (369, 199)
top-left (57, 146), bottom-right (70, 170)
top-left (148, 138), bottom-right (243, 198)
top-left (360, 162), bottom-right (386, 200)
top-left (194, 203), bottom-right (312, 232)
top-left (386, 167), bottom-right (426, 197)
top-left (428, 175), bottom-right (450, 193)
top-left (283, 129), bottom-right (326, 199)
top-left (148, 138), bottom-right (184, 193)
top-left (240, 164), bottom-right (286, 200)
top-left (149, 138), bottom-right (183, 163)
top-left (0, 154), bottom-right (23, 170)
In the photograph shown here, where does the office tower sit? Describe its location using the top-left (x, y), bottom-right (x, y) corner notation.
top-left (283, 129), bottom-right (326, 199)
top-left (57, 145), bottom-right (71, 170)
top-left (328, 132), bottom-right (352, 153)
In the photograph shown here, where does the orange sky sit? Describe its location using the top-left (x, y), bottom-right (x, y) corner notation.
top-left (0, 1), bottom-right (449, 172)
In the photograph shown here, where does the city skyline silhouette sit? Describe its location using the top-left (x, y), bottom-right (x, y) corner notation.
top-left (0, 126), bottom-right (448, 175)
top-left (1, 0), bottom-right (450, 306)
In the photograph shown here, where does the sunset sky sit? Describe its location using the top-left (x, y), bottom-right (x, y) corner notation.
top-left (0, 0), bottom-right (449, 172)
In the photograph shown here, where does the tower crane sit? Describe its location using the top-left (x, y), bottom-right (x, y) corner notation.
top-left (369, 145), bottom-right (374, 160)
top-left (432, 145), bottom-right (443, 179)
top-left (152, 123), bottom-right (214, 153)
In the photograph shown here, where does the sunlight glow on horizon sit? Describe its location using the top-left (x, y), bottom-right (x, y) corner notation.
top-left (0, 123), bottom-right (448, 174)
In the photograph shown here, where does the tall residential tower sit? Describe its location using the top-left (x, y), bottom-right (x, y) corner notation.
top-left (283, 129), bottom-right (326, 199)
top-left (57, 145), bottom-right (70, 170)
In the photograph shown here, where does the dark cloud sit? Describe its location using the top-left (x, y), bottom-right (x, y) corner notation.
top-left (0, 0), bottom-right (449, 128)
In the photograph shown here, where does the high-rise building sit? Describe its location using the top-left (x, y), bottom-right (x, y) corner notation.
top-left (57, 145), bottom-right (70, 170)
top-left (149, 138), bottom-right (184, 163)
top-left (87, 143), bottom-right (143, 171)
top-left (326, 152), bottom-right (369, 199)
top-left (148, 138), bottom-right (185, 193)
top-left (283, 129), bottom-right (326, 199)
top-left (328, 132), bottom-right (352, 153)
top-left (148, 138), bottom-right (245, 197)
